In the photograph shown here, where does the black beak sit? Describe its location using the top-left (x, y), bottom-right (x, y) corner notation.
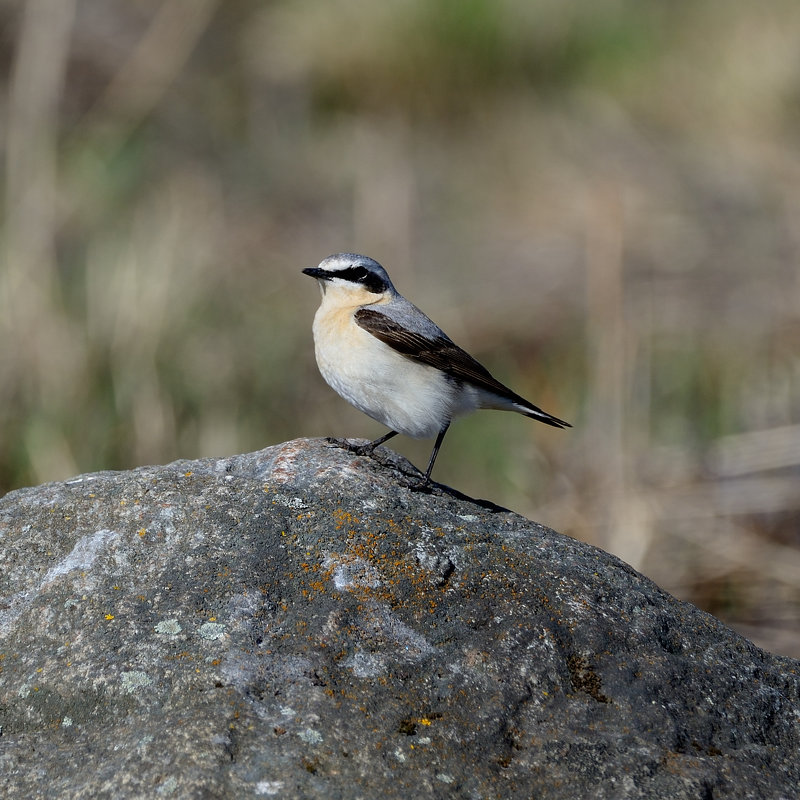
top-left (302, 267), bottom-right (329, 280)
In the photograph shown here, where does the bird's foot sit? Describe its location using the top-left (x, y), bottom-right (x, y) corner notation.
top-left (326, 436), bottom-right (435, 489)
top-left (324, 436), bottom-right (374, 455)
top-left (349, 442), bottom-right (376, 456)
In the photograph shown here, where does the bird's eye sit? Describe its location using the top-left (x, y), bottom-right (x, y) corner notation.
top-left (337, 264), bottom-right (385, 292)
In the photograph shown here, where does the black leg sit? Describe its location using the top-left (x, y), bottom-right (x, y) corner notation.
top-left (343, 429), bottom-right (398, 456)
top-left (369, 430), bottom-right (398, 450)
top-left (420, 423), bottom-right (450, 485)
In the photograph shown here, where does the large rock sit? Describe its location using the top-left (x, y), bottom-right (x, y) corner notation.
top-left (0, 438), bottom-right (798, 799)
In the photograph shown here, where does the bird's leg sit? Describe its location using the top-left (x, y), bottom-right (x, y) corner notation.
top-left (348, 430), bottom-right (398, 455)
top-left (412, 423), bottom-right (450, 490)
top-left (369, 430), bottom-right (399, 449)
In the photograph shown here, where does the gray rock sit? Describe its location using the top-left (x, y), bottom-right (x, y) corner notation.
top-left (0, 437), bottom-right (798, 799)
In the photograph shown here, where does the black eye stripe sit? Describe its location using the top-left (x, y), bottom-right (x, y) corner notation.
top-left (332, 267), bottom-right (367, 281)
top-left (329, 266), bottom-right (387, 293)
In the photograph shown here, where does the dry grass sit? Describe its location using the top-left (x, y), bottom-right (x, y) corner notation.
top-left (2, 0), bottom-right (799, 656)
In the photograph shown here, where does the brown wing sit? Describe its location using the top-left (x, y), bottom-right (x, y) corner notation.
top-left (354, 307), bottom-right (571, 429)
top-left (354, 307), bottom-right (518, 399)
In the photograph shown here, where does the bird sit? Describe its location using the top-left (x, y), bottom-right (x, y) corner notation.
top-left (302, 253), bottom-right (570, 487)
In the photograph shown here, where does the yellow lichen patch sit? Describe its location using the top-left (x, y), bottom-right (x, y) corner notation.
top-left (332, 507), bottom-right (361, 532)
top-left (166, 651), bottom-right (195, 661)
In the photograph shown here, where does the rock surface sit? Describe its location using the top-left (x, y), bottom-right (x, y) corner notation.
top-left (0, 437), bottom-right (798, 799)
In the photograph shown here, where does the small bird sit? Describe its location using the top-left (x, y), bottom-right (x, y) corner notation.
top-left (303, 253), bottom-right (570, 486)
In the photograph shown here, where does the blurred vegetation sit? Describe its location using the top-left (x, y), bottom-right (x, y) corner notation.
top-left (1, 0), bottom-right (799, 656)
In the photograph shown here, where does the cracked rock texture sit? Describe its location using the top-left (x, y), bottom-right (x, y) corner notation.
top-left (1, 437), bottom-right (799, 799)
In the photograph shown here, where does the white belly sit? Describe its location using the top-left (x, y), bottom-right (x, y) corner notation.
top-left (312, 306), bottom-right (475, 439)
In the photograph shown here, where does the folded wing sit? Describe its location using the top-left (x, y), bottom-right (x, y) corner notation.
top-left (354, 307), bottom-right (570, 429)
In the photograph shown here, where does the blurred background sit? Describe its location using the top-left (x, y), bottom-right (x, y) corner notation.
top-left (1, 0), bottom-right (799, 657)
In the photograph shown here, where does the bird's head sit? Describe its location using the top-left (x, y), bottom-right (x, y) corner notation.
top-left (302, 253), bottom-right (396, 306)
